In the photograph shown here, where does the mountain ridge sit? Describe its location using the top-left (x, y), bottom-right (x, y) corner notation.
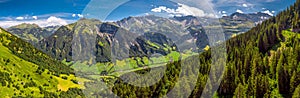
top-left (7, 23), bottom-right (59, 44)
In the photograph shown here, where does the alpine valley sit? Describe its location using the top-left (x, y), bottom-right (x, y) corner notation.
top-left (1, 0), bottom-right (300, 97)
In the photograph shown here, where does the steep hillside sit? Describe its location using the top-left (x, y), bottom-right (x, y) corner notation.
top-left (0, 28), bottom-right (85, 97)
top-left (101, 0), bottom-right (300, 97)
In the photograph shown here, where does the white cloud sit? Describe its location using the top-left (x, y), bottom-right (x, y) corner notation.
top-left (32, 16), bottom-right (38, 20)
top-left (72, 14), bottom-right (76, 17)
top-left (0, 16), bottom-right (74, 28)
top-left (46, 16), bottom-right (68, 26)
top-left (272, 11), bottom-right (275, 13)
top-left (16, 17), bottom-right (24, 20)
top-left (37, 13), bottom-right (74, 19)
top-left (150, 3), bottom-right (216, 17)
top-left (77, 14), bottom-right (83, 18)
top-left (151, 7), bottom-right (164, 12)
top-left (242, 4), bottom-right (248, 7)
top-left (171, 0), bottom-right (215, 13)
top-left (151, 6), bottom-right (177, 14)
top-left (261, 10), bottom-right (274, 16)
top-left (71, 14), bottom-right (84, 18)
top-left (236, 9), bottom-right (244, 13)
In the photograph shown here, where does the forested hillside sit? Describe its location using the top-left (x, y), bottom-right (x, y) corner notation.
top-left (105, 0), bottom-right (300, 97)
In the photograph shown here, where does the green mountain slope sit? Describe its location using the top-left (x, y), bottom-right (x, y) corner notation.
top-left (0, 28), bottom-right (85, 97)
top-left (104, 0), bottom-right (300, 97)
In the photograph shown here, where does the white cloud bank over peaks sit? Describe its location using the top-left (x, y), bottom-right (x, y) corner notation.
top-left (261, 10), bottom-right (275, 16)
top-left (16, 17), bottom-right (24, 20)
top-left (0, 16), bottom-right (72, 28)
top-left (72, 14), bottom-right (84, 18)
top-left (46, 16), bottom-right (68, 26)
top-left (151, 3), bottom-right (216, 18)
top-left (32, 16), bottom-right (38, 20)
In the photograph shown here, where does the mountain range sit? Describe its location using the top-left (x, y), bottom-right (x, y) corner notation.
top-left (5, 12), bottom-right (271, 63)
top-left (112, 1), bottom-right (300, 97)
top-left (2, 0), bottom-right (300, 97)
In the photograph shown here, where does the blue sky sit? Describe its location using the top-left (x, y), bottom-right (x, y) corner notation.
top-left (0, 0), bottom-right (88, 18)
top-left (0, 0), bottom-right (296, 27)
top-left (105, 0), bottom-right (179, 20)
